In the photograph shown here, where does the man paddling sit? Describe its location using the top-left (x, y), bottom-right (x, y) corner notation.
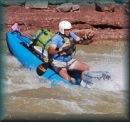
top-left (48, 20), bottom-right (90, 84)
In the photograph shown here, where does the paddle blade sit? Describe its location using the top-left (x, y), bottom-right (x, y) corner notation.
top-left (36, 55), bottom-right (52, 76)
top-left (36, 63), bottom-right (48, 76)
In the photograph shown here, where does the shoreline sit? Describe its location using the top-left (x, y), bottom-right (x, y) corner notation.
top-left (88, 40), bottom-right (127, 46)
top-left (2, 39), bottom-right (127, 47)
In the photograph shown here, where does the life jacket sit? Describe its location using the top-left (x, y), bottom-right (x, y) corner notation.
top-left (58, 33), bottom-right (76, 56)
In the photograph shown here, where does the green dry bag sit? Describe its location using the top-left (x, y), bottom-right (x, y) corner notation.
top-left (32, 28), bottom-right (54, 50)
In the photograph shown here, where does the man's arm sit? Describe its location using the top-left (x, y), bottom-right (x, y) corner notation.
top-left (70, 32), bottom-right (87, 43)
top-left (75, 34), bottom-right (87, 43)
top-left (48, 44), bottom-right (58, 55)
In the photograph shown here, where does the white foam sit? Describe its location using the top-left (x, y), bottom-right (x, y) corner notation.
top-left (4, 44), bottom-right (127, 92)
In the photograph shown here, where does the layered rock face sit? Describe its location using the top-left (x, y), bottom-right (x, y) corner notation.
top-left (3, 1), bottom-right (130, 44)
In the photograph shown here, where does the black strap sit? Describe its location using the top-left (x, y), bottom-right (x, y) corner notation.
top-left (12, 31), bottom-right (31, 47)
top-left (66, 59), bottom-right (77, 69)
top-left (30, 29), bottom-right (47, 47)
top-left (58, 32), bottom-right (64, 39)
top-left (41, 38), bottom-right (52, 58)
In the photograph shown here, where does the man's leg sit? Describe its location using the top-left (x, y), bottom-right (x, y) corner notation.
top-left (73, 60), bottom-right (90, 80)
top-left (58, 68), bottom-right (71, 82)
top-left (51, 60), bottom-right (72, 82)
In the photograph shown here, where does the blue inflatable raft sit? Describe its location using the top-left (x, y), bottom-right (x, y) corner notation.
top-left (6, 31), bottom-right (111, 88)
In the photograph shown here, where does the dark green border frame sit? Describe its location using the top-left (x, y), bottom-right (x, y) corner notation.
top-left (0, 2), bottom-right (6, 121)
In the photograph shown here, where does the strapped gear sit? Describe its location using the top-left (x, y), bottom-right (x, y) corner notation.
top-left (30, 28), bottom-right (54, 62)
top-left (30, 28), bottom-right (54, 50)
top-left (59, 20), bottom-right (72, 34)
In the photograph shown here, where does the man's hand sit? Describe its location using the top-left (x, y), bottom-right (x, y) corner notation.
top-left (58, 51), bottom-right (67, 56)
top-left (83, 34), bottom-right (87, 40)
top-left (87, 30), bottom-right (95, 40)
top-left (80, 34), bottom-right (87, 41)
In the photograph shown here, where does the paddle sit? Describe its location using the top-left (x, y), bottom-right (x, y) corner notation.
top-left (36, 55), bottom-right (52, 76)
top-left (36, 63), bottom-right (49, 76)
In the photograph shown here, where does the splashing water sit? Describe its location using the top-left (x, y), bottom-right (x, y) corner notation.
top-left (2, 43), bottom-right (129, 119)
top-left (3, 43), bottom-right (127, 93)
